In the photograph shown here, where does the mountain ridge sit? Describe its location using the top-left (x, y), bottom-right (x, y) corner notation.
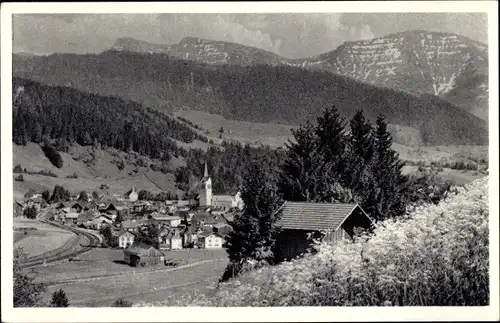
top-left (107, 31), bottom-right (489, 120)
top-left (12, 50), bottom-right (488, 147)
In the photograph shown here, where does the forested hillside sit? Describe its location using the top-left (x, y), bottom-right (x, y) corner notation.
top-left (12, 77), bottom-right (204, 159)
top-left (12, 77), bottom-right (285, 195)
top-left (13, 51), bottom-right (488, 146)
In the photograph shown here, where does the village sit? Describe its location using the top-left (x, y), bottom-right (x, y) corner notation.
top-left (15, 162), bottom-right (376, 270)
top-left (15, 163), bottom-right (244, 268)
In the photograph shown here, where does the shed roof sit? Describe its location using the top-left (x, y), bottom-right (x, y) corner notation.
top-left (125, 242), bottom-right (163, 256)
top-left (276, 202), bottom-right (367, 231)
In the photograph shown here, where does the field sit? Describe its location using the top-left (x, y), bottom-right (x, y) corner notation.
top-left (174, 110), bottom-right (298, 148)
top-left (14, 218), bottom-right (77, 257)
top-left (36, 248), bottom-right (227, 307)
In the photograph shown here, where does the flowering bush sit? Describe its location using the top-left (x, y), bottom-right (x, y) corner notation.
top-left (135, 177), bottom-right (489, 307)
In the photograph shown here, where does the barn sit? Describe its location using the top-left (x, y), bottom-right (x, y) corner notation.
top-left (123, 242), bottom-right (165, 267)
top-left (274, 202), bottom-right (375, 261)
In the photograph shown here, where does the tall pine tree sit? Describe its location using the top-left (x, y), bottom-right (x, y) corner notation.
top-left (279, 121), bottom-right (323, 202)
top-left (222, 159), bottom-right (283, 282)
top-left (370, 114), bottom-right (409, 220)
top-left (345, 110), bottom-right (376, 200)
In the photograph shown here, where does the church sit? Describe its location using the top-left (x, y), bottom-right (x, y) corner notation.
top-left (198, 163), bottom-right (244, 211)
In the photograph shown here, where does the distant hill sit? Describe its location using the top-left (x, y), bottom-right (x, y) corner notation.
top-left (107, 31), bottom-right (489, 120)
top-left (110, 36), bottom-right (288, 66)
top-left (13, 50), bottom-right (487, 146)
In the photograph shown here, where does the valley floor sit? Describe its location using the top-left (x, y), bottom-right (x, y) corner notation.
top-left (33, 247), bottom-right (227, 307)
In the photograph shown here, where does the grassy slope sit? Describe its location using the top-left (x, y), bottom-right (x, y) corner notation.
top-left (13, 142), bottom-right (179, 200)
top-left (157, 176), bottom-right (488, 307)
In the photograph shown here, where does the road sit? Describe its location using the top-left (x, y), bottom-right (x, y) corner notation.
top-left (20, 207), bottom-right (101, 269)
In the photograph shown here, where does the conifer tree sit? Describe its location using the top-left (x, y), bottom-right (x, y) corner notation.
top-left (370, 114), bottom-right (409, 220)
top-left (222, 160), bottom-right (283, 281)
top-left (345, 110), bottom-right (376, 197)
top-left (348, 110), bottom-right (375, 163)
top-left (279, 121), bottom-right (323, 202)
top-left (315, 106), bottom-right (348, 183)
top-left (50, 289), bottom-right (69, 307)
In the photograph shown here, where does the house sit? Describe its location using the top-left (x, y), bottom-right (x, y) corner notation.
top-left (213, 223), bottom-right (233, 236)
top-left (63, 212), bottom-right (80, 225)
top-left (170, 230), bottom-right (183, 250)
top-left (158, 228), bottom-right (172, 250)
top-left (123, 243), bottom-right (165, 267)
top-left (131, 201), bottom-right (149, 214)
top-left (197, 231), bottom-right (225, 249)
top-left (55, 201), bottom-right (70, 210)
top-left (191, 212), bottom-right (223, 229)
top-left (90, 215), bottom-right (113, 230)
top-left (121, 220), bottom-right (139, 231)
top-left (70, 202), bottom-right (87, 214)
top-left (118, 231), bottom-right (136, 248)
top-left (274, 202), bottom-right (375, 262)
top-left (77, 210), bottom-right (99, 227)
top-left (27, 197), bottom-right (45, 212)
top-left (87, 201), bottom-right (100, 212)
top-left (212, 192), bottom-right (244, 212)
top-left (152, 215), bottom-right (182, 228)
top-left (126, 186), bottom-right (138, 202)
top-left (181, 226), bottom-right (198, 248)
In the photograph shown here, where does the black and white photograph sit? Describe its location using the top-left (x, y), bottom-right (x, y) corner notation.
top-left (1, 1), bottom-right (498, 322)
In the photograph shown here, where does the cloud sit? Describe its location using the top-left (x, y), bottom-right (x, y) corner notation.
top-left (12, 13), bottom-right (488, 58)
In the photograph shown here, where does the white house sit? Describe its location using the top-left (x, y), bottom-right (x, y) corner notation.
top-left (197, 232), bottom-right (225, 249)
top-left (170, 231), bottom-right (183, 250)
top-left (90, 215), bottom-right (113, 230)
top-left (118, 231), bottom-right (135, 249)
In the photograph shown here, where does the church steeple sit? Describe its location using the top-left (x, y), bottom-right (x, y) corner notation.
top-left (199, 162), bottom-right (212, 207)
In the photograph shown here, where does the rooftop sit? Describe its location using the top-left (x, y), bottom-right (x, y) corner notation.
top-left (276, 202), bottom-right (360, 231)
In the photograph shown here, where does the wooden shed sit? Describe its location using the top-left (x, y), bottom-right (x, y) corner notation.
top-left (123, 242), bottom-right (165, 267)
top-left (274, 202), bottom-right (374, 262)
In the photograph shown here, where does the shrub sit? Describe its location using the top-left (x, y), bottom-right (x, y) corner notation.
top-left (23, 206), bottom-right (37, 219)
top-left (13, 164), bottom-right (23, 173)
top-left (113, 298), bottom-right (133, 307)
top-left (14, 247), bottom-right (47, 307)
top-left (15, 174), bottom-right (24, 182)
top-left (149, 176), bottom-right (488, 307)
top-left (66, 173), bottom-right (78, 179)
top-left (32, 170), bottom-right (58, 177)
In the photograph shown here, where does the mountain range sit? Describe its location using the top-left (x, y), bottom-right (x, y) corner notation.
top-left (12, 30), bottom-right (489, 147)
top-left (108, 30), bottom-right (489, 120)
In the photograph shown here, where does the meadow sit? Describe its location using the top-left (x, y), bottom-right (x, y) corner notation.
top-left (32, 247), bottom-right (227, 306)
top-left (14, 218), bottom-right (77, 258)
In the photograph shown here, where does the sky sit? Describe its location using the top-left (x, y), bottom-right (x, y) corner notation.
top-left (13, 13), bottom-right (488, 58)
